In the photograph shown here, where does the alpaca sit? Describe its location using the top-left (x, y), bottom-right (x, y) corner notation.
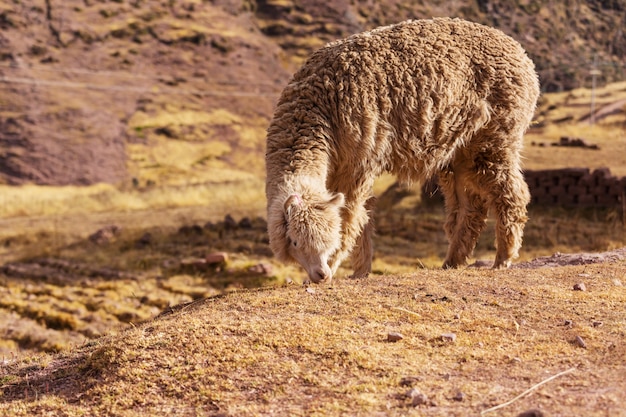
top-left (265, 18), bottom-right (539, 283)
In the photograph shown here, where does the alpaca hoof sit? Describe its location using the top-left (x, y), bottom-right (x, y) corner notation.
top-left (442, 259), bottom-right (466, 269)
top-left (492, 259), bottom-right (512, 269)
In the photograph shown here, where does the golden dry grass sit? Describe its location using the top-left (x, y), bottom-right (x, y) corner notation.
top-left (0, 178), bottom-right (264, 219)
top-left (1, 262), bottom-right (625, 416)
top-left (0, 178), bottom-right (266, 262)
top-left (525, 81), bottom-right (626, 176)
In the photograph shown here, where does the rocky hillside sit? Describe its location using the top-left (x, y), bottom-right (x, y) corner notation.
top-left (0, 0), bottom-right (624, 185)
top-left (0, 0), bottom-right (289, 185)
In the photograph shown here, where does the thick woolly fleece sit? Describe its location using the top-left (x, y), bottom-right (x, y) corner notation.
top-left (266, 18), bottom-right (540, 283)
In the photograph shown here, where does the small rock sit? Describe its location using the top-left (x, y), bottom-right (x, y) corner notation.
top-left (387, 332), bottom-right (404, 342)
top-left (89, 225), bottom-right (121, 245)
top-left (238, 217), bottom-right (253, 229)
top-left (452, 391), bottom-right (465, 401)
top-left (517, 409), bottom-right (544, 417)
top-left (592, 320), bottom-right (603, 327)
top-left (285, 277), bottom-right (293, 285)
top-left (248, 263), bottom-right (273, 276)
top-left (180, 258), bottom-right (209, 270)
top-left (563, 319), bottom-right (573, 327)
top-left (161, 259), bottom-right (177, 269)
top-left (573, 283), bottom-right (586, 291)
top-left (399, 376), bottom-right (420, 387)
top-left (406, 388), bottom-right (428, 406)
top-left (206, 252), bottom-right (229, 265)
top-left (441, 333), bottom-right (457, 343)
top-left (404, 388), bottom-right (418, 398)
top-left (468, 259), bottom-right (492, 268)
top-left (573, 335), bottom-right (587, 348)
top-left (136, 232), bottom-right (152, 247)
top-left (305, 287), bottom-right (316, 295)
top-left (223, 214), bottom-right (238, 230)
top-left (612, 279), bottom-right (623, 287)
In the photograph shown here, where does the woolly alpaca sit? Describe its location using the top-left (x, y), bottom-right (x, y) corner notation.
top-left (265, 18), bottom-right (539, 283)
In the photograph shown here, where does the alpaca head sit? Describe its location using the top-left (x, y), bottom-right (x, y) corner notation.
top-left (268, 191), bottom-right (345, 283)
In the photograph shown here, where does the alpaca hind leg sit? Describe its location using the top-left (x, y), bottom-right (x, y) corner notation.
top-left (489, 167), bottom-right (530, 269)
top-left (439, 169), bottom-right (489, 268)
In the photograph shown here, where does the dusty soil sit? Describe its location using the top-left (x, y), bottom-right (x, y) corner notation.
top-left (466, 247), bottom-right (626, 269)
top-left (516, 247), bottom-right (626, 269)
top-left (0, 255), bottom-right (624, 416)
top-left (1, 195), bottom-right (625, 355)
top-left (0, 0), bottom-right (288, 185)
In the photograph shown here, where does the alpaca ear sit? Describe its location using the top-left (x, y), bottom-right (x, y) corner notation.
top-left (328, 192), bottom-right (345, 208)
top-left (313, 192), bottom-right (344, 210)
top-left (284, 194), bottom-right (302, 216)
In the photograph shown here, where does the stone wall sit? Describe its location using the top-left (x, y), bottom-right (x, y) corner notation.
top-left (422, 168), bottom-right (626, 208)
top-left (525, 168), bottom-right (626, 207)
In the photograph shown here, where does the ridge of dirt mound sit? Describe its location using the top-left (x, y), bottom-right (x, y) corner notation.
top-left (1, 261), bottom-right (625, 416)
top-left (578, 99), bottom-right (626, 124)
top-left (515, 247), bottom-right (626, 269)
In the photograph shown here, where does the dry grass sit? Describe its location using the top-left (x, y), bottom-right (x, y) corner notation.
top-left (0, 178), bottom-right (266, 263)
top-left (0, 178), bottom-right (264, 219)
top-left (525, 81), bottom-right (626, 176)
top-left (1, 262), bottom-right (625, 416)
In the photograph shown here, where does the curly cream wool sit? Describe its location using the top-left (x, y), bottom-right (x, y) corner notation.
top-left (266, 18), bottom-right (539, 283)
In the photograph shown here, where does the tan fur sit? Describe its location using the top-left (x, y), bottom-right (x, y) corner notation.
top-left (266, 18), bottom-right (539, 283)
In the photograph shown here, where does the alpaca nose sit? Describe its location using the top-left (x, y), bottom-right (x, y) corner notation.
top-left (310, 266), bottom-right (332, 283)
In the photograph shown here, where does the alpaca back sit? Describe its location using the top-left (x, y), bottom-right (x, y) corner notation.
top-left (268, 18), bottom-right (539, 186)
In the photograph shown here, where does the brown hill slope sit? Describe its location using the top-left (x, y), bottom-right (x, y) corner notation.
top-left (1, 0), bottom-right (625, 185)
top-left (255, 0), bottom-right (626, 91)
top-left (1, 259), bottom-right (625, 416)
top-left (0, 0), bottom-right (287, 185)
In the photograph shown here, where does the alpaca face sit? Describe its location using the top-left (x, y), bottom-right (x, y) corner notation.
top-left (269, 192), bottom-right (345, 283)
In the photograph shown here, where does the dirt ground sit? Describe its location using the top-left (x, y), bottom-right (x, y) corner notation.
top-left (1, 248), bottom-right (624, 416)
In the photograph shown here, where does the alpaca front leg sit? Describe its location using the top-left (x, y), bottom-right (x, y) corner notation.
top-left (350, 196), bottom-right (377, 278)
top-left (328, 198), bottom-right (370, 277)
